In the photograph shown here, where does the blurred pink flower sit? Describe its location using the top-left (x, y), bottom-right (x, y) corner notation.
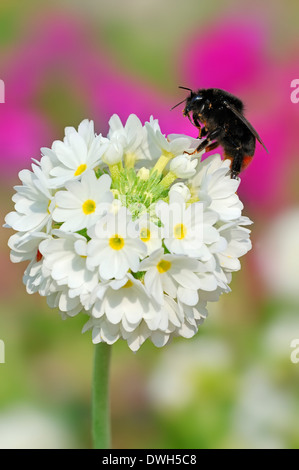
top-left (0, 106), bottom-right (52, 175)
top-left (1, 12), bottom-right (298, 212)
top-left (0, 15), bottom-right (181, 175)
top-left (176, 16), bottom-right (299, 208)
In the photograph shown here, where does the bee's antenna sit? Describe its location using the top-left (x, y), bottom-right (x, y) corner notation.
top-left (171, 86), bottom-right (193, 110)
top-left (178, 86), bottom-right (193, 91)
top-left (170, 98), bottom-right (187, 111)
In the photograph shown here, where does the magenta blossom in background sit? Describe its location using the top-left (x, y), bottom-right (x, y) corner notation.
top-left (176, 16), bottom-right (299, 208)
top-left (0, 15), bottom-right (184, 176)
top-left (0, 106), bottom-right (53, 173)
top-left (1, 12), bottom-right (298, 212)
top-left (178, 17), bottom-right (269, 93)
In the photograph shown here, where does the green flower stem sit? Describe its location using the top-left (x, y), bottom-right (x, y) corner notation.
top-left (124, 152), bottom-right (136, 169)
top-left (152, 152), bottom-right (173, 175)
top-left (159, 171), bottom-right (177, 189)
top-left (92, 342), bottom-right (112, 449)
top-left (109, 163), bottom-right (121, 183)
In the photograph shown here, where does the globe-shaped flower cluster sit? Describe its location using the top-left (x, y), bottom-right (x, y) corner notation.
top-left (5, 115), bottom-right (252, 351)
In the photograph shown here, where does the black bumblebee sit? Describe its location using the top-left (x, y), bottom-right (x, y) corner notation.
top-left (172, 87), bottom-right (268, 178)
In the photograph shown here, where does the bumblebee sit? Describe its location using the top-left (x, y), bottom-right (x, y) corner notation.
top-left (172, 87), bottom-right (268, 178)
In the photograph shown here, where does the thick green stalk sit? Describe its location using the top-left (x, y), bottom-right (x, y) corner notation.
top-left (92, 342), bottom-right (112, 449)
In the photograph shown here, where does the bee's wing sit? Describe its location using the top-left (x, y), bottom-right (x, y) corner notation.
top-left (223, 100), bottom-right (269, 153)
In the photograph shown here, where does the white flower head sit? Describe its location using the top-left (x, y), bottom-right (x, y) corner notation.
top-left (5, 164), bottom-right (54, 233)
top-left (170, 153), bottom-right (198, 179)
top-left (5, 114), bottom-right (253, 351)
top-left (45, 119), bottom-right (107, 187)
top-left (102, 114), bottom-right (144, 166)
top-left (39, 230), bottom-right (99, 297)
top-left (52, 171), bottom-right (113, 232)
top-left (169, 182), bottom-right (191, 202)
top-left (145, 124), bottom-right (195, 159)
top-left (156, 192), bottom-right (219, 260)
top-left (8, 231), bottom-right (54, 296)
top-left (137, 214), bottom-right (162, 256)
top-left (91, 274), bottom-right (153, 325)
top-left (139, 248), bottom-right (202, 306)
top-left (86, 207), bottom-right (146, 280)
top-left (189, 154), bottom-right (243, 221)
top-left (216, 217), bottom-right (252, 272)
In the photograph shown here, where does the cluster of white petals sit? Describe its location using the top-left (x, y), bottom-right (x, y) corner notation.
top-left (5, 115), bottom-right (252, 351)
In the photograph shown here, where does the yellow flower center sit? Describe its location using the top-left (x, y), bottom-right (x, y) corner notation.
top-left (174, 223), bottom-right (187, 240)
top-left (82, 199), bottom-right (96, 215)
top-left (74, 163), bottom-right (87, 176)
top-left (109, 235), bottom-right (125, 251)
top-left (122, 279), bottom-right (133, 288)
top-left (140, 227), bottom-right (151, 242)
top-left (157, 259), bottom-right (171, 273)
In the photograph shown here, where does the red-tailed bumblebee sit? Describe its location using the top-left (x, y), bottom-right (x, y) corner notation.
top-left (172, 87), bottom-right (268, 179)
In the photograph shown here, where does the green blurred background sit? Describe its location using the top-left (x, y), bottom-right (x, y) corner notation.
top-left (1, 0), bottom-right (299, 449)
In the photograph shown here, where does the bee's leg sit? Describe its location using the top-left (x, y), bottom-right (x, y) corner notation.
top-left (192, 114), bottom-right (201, 129)
top-left (201, 127), bottom-right (208, 137)
top-left (195, 128), bottom-right (222, 152)
top-left (230, 154), bottom-right (252, 179)
top-left (192, 115), bottom-right (203, 138)
top-left (223, 136), bottom-right (246, 179)
top-left (184, 128), bottom-right (222, 155)
top-left (197, 126), bottom-right (208, 140)
top-left (193, 116), bottom-right (209, 139)
top-left (230, 169), bottom-right (239, 179)
top-left (227, 151), bottom-right (243, 179)
top-left (223, 155), bottom-right (239, 179)
top-left (204, 141), bottom-right (219, 152)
